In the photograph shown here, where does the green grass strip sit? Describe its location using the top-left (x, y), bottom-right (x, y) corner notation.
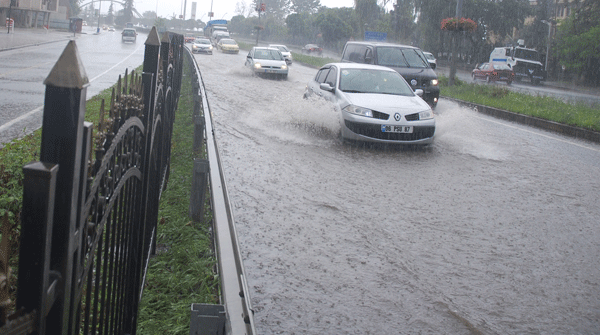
top-left (136, 56), bottom-right (218, 334)
top-left (440, 76), bottom-right (600, 132)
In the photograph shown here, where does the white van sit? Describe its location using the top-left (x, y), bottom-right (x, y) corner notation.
top-left (489, 41), bottom-right (546, 84)
top-left (121, 28), bottom-right (137, 43)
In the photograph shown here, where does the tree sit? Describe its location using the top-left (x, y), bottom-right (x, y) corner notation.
top-left (314, 9), bottom-right (353, 49)
top-left (391, 0), bottom-right (416, 42)
top-left (555, 0), bottom-right (600, 85)
top-left (291, 0), bottom-right (321, 14)
top-left (355, 0), bottom-right (381, 36)
top-left (143, 11), bottom-right (157, 19)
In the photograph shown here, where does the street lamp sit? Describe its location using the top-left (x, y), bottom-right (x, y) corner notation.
top-left (541, 20), bottom-right (552, 72)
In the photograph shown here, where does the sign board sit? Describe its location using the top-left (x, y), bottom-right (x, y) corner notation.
top-left (191, 2), bottom-right (196, 20)
top-left (208, 12), bottom-right (214, 17)
top-left (364, 31), bottom-right (387, 42)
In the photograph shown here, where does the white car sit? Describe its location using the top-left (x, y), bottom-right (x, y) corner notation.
top-left (245, 47), bottom-right (288, 79)
top-left (268, 44), bottom-right (293, 65)
top-left (304, 63), bottom-right (435, 145)
top-left (423, 51), bottom-right (437, 69)
top-left (192, 38), bottom-right (213, 54)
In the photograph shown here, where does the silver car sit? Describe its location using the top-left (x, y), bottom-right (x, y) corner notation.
top-left (304, 63), bottom-right (435, 145)
top-left (192, 38), bottom-right (213, 54)
top-left (245, 47), bottom-right (288, 79)
top-left (268, 44), bottom-right (293, 65)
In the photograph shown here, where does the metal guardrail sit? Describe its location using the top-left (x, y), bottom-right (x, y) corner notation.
top-left (183, 48), bottom-right (257, 335)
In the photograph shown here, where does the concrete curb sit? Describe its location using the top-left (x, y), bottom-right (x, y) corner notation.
top-left (442, 96), bottom-right (600, 144)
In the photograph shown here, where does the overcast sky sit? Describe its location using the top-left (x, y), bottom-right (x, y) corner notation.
top-left (131, 0), bottom-right (355, 21)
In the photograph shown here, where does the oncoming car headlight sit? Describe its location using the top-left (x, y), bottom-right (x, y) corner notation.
top-left (419, 110), bottom-right (434, 120)
top-left (281, 64), bottom-right (288, 70)
top-left (431, 79), bottom-right (439, 86)
top-left (343, 105), bottom-right (373, 118)
top-left (254, 63), bottom-right (262, 69)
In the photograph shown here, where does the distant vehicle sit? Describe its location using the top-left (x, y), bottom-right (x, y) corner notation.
top-left (269, 44), bottom-right (293, 65)
top-left (489, 40), bottom-right (546, 84)
top-left (423, 51), bottom-right (437, 69)
top-left (245, 47), bottom-right (288, 79)
top-left (341, 41), bottom-right (439, 108)
top-left (125, 22), bottom-right (134, 28)
top-left (82, 21), bottom-right (88, 26)
top-left (211, 31), bottom-right (229, 45)
top-left (184, 33), bottom-right (195, 43)
top-left (472, 62), bottom-right (515, 85)
top-left (192, 38), bottom-right (213, 54)
top-left (303, 63), bottom-right (435, 145)
top-left (121, 28), bottom-right (137, 43)
top-left (108, 26), bottom-right (115, 32)
top-left (217, 38), bottom-right (239, 54)
top-left (301, 44), bottom-right (322, 55)
top-left (204, 19), bottom-right (228, 39)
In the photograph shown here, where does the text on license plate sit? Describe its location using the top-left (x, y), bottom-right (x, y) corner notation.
top-left (381, 125), bottom-right (413, 133)
top-left (265, 69), bottom-right (277, 73)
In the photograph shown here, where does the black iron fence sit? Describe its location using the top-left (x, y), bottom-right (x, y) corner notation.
top-left (0, 27), bottom-right (183, 334)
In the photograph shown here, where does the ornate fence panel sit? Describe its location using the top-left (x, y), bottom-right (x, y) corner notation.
top-left (0, 27), bottom-right (183, 334)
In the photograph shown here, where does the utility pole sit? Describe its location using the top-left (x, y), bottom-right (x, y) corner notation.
top-left (449, 0), bottom-right (463, 86)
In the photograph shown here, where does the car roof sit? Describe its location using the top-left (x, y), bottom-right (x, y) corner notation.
top-left (320, 62), bottom-right (399, 72)
top-left (269, 44), bottom-right (286, 47)
top-left (345, 41), bottom-right (419, 50)
top-left (253, 47), bottom-right (279, 51)
top-left (220, 38), bottom-right (236, 42)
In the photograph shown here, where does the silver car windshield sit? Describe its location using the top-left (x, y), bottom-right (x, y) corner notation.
top-left (339, 69), bottom-right (415, 96)
top-left (254, 50), bottom-right (283, 60)
top-left (376, 47), bottom-right (428, 68)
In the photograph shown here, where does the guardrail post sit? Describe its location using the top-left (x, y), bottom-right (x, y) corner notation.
top-left (190, 159), bottom-right (209, 222)
top-left (38, 40), bottom-right (89, 333)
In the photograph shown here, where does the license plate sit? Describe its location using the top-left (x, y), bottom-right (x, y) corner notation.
top-left (381, 125), bottom-right (413, 133)
top-left (265, 69), bottom-right (276, 73)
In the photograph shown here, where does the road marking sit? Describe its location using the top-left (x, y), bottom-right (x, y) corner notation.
top-left (1, 43), bottom-right (144, 134)
top-left (0, 106), bottom-right (43, 133)
top-left (471, 113), bottom-right (600, 153)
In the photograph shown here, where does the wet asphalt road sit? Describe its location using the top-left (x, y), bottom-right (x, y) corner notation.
top-left (194, 48), bottom-right (600, 334)
top-left (0, 26), bottom-right (146, 146)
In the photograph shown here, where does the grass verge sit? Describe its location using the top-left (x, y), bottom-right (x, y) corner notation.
top-left (136, 56), bottom-right (218, 334)
top-left (439, 75), bottom-right (600, 132)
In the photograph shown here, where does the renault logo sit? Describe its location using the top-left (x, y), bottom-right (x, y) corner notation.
top-left (410, 79), bottom-right (418, 86)
top-left (394, 113), bottom-right (401, 121)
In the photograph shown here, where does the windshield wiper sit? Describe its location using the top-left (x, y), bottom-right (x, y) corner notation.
top-left (342, 90), bottom-right (364, 93)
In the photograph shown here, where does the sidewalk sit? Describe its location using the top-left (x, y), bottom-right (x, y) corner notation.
top-left (0, 27), bottom-right (74, 51)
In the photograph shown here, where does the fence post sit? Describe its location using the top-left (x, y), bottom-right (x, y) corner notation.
top-left (16, 162), bottom-right (58, 334)
top-left (38, 40), bottom-right (89, 333)
top-left (123, 27), bottom-right (161, 335)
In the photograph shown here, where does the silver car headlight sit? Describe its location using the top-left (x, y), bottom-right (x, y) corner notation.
top-left (343, 105), bottom-right (373, 118)
top-left (431, 79), bottom-right (439, 86)
top-left (254, 63), bottom-right (262, 69)
top-left (419, 109), bottom-right (434, 120)
top-left (281, 64), bottom-right (288, 70)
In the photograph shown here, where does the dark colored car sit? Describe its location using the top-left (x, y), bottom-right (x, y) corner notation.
top-left (472, 62), bottom-right (515, 85)
top-left (301, 44), bottom-right (322, 55)
top-left (341, 41), bottom-right (440, 107)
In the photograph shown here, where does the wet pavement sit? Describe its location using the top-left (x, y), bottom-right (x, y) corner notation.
top-left (0, 27), bottom-right (74, 51)
top-left (194, 50), bottom-right (600, 334)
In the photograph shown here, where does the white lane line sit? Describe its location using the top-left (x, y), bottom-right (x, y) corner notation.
top-left (1, 43), bottom-right (144, 133)
top-left (0, 106), bottom-right (43, 133)
top-left (470, 112), bottom-right (600, 153)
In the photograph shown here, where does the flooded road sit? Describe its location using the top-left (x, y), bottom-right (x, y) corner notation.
top-left (193, 49), bottom-right (600, 334)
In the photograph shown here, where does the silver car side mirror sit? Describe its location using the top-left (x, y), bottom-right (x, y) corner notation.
top-left (319, 83), bottom-right (335, 93)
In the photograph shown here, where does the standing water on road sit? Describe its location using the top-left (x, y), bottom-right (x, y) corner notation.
top-left (194, 50), bottom-right (600, 334)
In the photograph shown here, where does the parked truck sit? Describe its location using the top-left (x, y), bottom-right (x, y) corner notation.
top-left (489, 40), bottom-right (546, 85)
